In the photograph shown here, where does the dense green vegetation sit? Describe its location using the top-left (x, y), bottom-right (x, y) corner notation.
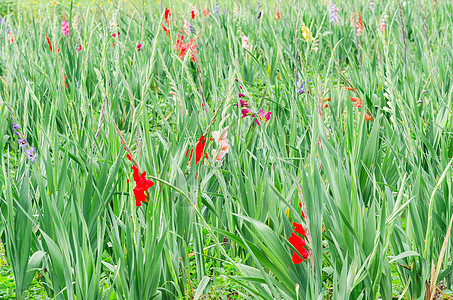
top-left (0, 0), bottom-right (452, 299)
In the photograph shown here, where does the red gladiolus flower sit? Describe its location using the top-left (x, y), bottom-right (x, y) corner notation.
top-left (186, 135), bottom-right (209, 165)
top-left (288, 232), bottom-right (309, 264)
top-left (191, 10), bottom-right (196, 19)
top-left (131, 165), bottom-right (154, 207)
top-left (164, 8), bottom-right (171, 26)
top-left (45, 34), bottom-right (53, 51)
top-left (162, 25), bottom-right (170, 37)
top-left (356, 12), bottom-right (363, 37)
top-left (174, 34), bottom-right (198, 62)
top-left (293, 222), bottom-right (307, 237)
top-left (125, 148), bottom-right (155, 206)
top-left (288, 203), bottom-right (309, 264)
top-left (195, 135), bottom-right (207, 163)
top-left (350, 97), bottom-right (362, 108)
top-left (62, 75), bottom-right (68, 90)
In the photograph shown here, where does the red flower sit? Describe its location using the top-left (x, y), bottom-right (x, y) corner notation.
top-left (164, 8), bottom-right (171, 26)
top-left (45, 34), bottom-right (52, 51)
top-left (186, 135), bottom-right (208, 165)
top-left (162, 24), bottom-right (170, 37)
top-left (195, 135), bottom-right (207, 163)
top-left (124, 148), bottom-right (154, 206)
top-left (174, 34), bottom-right (198, 62)
top-left (288, 203), bottom-right (309, 264)
top-left (191, 10), bottom-right (196, 19)
top-left (288, 232), bottom-right (309, 264)
top-left (131, 165), bottom-right (154, 207)
top-left (292, 222), bottom-right (307, 237)
top-left (350, 97), bottom-right (362, 108)
top-left (203, 8), bottom-right (209, 17)
top-left (62, 75), bottom-right (68, 90)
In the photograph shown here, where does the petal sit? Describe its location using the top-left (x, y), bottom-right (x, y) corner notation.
top-left (292, 252), bottom-right (303, 264)
top-left (293, 222), bottom-right (307, 237)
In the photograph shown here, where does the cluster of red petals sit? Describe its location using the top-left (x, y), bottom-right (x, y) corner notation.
top-left (125, 149), bottom-right (154, 207)
top-left (45, 34), bottom-right (60, 52)
top-left (191, 10), bottom-right (196, 20)
top-left (186, 135), bottom-right (208, 165)
top-left (357, 12), bottom-right (363, 36)
top-left (173, 34), bottom-right (198, 62)
top-left (163, 8), bottom-right (171, 37)
top-left (62, 75), bottom-right (68, 90)
top-left (289, 203), bottom-right (309, 264)
top-left (162, 25), bottom-right (170, 37)
top-left (350, 97), bottom-right (362, 108)
top-left (131, 165), bottom-right (154, 207)
top-left (164, 8), bottom-right (171, 25)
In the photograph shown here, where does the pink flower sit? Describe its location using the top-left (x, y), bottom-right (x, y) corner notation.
top-left (235, 100), bottom-right (249, 108)
top-left (256, 109), bottom-right (272, 125)
top-left (241, 35), bottom-right (250, 51)
top-left (61, 19), bottom-right (69, 36)
top-left (241, 108), bottom-right (254, 119)
top-left (137, 43), bottom-right (142, 51)
top-left (211, 126), bottom-right (230, 163)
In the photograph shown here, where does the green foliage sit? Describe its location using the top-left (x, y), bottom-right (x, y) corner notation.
top-left (0, 0), bottom-right (452, 299)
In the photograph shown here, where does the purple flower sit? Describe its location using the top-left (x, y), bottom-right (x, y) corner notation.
top-left (10, 115), bottom-right (14, 121)
top-left (328, 3), bottom-right (338, 24)
top-left (18, 138), bottom-right (28, 149)
top-left (13, 131), bottom-right (20, 137)
top-left (25, 147), bottom-right (38, 163)
top-left (12, 123), bottom-right (20, 130)
top-left (296, 72), bottom-right (305, 94)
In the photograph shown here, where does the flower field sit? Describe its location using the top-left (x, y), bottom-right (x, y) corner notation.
top-left (0, 0), bottom-right (453, 299)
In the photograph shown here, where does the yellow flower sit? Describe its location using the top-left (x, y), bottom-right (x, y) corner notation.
top-left (33, 0), bottom-right (37, 3)
top-left (53, 1), bottom-right (56, 5)
top-left (301, 26), bottom-right (314, 42)
top-left (77, 3), bottom-right (80, 6)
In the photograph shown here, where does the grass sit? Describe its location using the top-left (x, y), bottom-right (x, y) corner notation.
top-left (0, 0), bottom-right (452, 299)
